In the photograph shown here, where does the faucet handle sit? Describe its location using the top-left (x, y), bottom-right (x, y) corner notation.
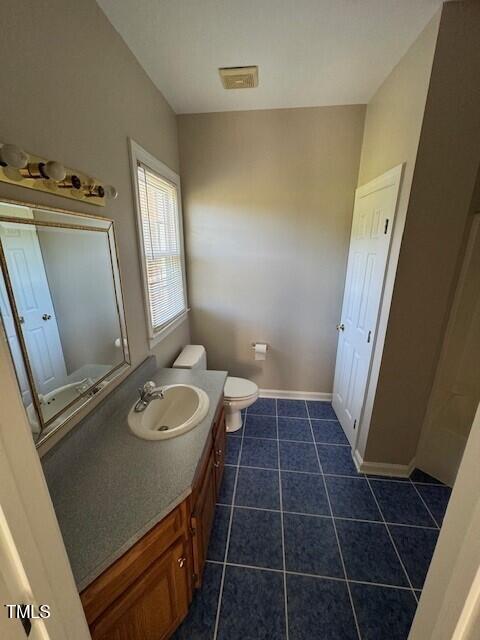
top-left (138, 381), bottom-right (156, 400)
top-left (143, 381), bottom-right (156, 394)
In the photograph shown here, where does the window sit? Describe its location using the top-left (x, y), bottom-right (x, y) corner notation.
top-left (130, 140), bottom-right (188, 344)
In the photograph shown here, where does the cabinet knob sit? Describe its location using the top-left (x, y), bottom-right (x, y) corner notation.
top-left (214, 461), bottom-right (220, 468)
top-left (216, 449), bottom-right (222, 456)
top-left (177, 556), bottom-right (186, 568)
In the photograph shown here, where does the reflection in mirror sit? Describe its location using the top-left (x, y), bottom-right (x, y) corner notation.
top-left (0, 201), bottom-right (130, 445)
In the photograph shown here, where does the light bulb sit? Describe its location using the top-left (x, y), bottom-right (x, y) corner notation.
top-left (0, 143), bottom-right (28, 169)
top-left (104, 184), bottom-right (118, 200)
top-left (43, 161), bottom-right (66, 182)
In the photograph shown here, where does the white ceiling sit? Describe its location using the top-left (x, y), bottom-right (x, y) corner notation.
top-left (97, 0), bottom-right (443, 114)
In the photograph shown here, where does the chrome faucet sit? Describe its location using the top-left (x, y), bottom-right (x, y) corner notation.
top-left (134, 381), bottom-right (164, 412)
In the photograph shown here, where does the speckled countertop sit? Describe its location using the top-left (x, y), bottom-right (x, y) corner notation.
top-left (41, 357), bottom-right (227, 592)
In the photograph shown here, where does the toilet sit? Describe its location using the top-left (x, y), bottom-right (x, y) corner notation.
top-left (172, 345), bottom-right (258, 432)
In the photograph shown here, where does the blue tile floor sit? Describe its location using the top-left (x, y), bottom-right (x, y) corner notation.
top-left (173, 398), bottom-right (452, 640)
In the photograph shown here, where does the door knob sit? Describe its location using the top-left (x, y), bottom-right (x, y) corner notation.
top-left (336, 323), bottom-right (345, 332)
top-left (42, 314), bottom-right (52, 321)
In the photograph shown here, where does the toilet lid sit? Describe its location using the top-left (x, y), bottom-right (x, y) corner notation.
top-left (224, 376), bottom-right (258, 400)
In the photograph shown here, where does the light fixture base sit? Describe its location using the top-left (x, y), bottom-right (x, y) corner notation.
top-left (0, 143), bottom-right (114, 208)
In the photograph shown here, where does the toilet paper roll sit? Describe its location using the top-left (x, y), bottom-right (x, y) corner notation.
top-left (254, 343), bottom-right (267, 361)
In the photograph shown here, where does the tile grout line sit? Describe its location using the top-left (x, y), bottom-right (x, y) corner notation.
top-left (226, 459), bottom-right (446, 487)
top-left (207, 559), bottom-right (419, 592)
top-left (364, 476), bottom-right (419, 604)
top-left (225, 462), bottom-right (363, 479)
top-left (276, 398), bottom-right (290, 640)
top-left (233, 434), bottom-right (347, 444)
top-left (237, 434), bottom-right (350, 447)
top-left (367, 478), bottom-right (437, 486)
top-left (408, 478), bottom-right (441, 529)
top-left (305, 401), bottom-right (363, 640)
top-left (408, 481), bottom-right (449, 487)
top-left (212, 407), bottom-right (248, 640)
top-left (249, 412), bottom-right (339, 422)
top-left (215, 502), bottom-right (439, 530)
top-left (227, 455), bottom-right (445, 484)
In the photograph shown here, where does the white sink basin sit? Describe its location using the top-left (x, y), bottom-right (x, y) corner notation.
top-left (128, 384), bottom-right (209, 440)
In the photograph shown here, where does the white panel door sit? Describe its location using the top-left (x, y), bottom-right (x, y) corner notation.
top-left (0, 223), bottom-right (66, 396)
top-left (333, 166), bottom-right (402, 446)
top-left (0, 274), bottom-right (31, 405)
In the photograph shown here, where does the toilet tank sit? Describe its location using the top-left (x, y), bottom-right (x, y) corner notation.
top-left (172, 345), bottom-right (207, 370)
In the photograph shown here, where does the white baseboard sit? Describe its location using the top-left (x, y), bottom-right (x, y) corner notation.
top-left (353, 448), bottom-right (416, 478)
top-left (259, 389), bottom-right (333, 402)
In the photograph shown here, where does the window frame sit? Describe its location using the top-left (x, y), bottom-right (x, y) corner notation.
top-left (129, 139), bottom-right (189, 347)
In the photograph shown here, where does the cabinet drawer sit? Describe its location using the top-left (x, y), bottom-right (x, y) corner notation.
top-left (81, 501), bottom-right (188, 625)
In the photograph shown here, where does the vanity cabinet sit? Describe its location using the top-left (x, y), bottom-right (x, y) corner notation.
top-left (80, 400), bottom-right (226, 639)
top-left (81, 501), bottom-right (192, 640)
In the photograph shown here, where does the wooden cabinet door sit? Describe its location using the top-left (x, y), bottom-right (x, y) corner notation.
top-left (90, 539), bottom-right (190, 640)
top-left (191, 449), bottom-right (217, 587)
top-left (214, 411), bottom-right (226, 496)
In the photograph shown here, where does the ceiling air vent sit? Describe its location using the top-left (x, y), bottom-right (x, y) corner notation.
top-left (219, 66), bottom-right (259, 89)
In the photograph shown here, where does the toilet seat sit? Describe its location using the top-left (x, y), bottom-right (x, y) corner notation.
top-left (224, 376), bottom-right (258, 400)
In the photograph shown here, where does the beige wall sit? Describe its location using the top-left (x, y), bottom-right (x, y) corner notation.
top-left (178, 105), bottom-right (365, 391)
top-left (357, 13), bottom-right (441, 186)
top-left (37, 227), bottom-right (121, 373)
top-left (415, 213), bottom-right (480, 486)
top-left (359, 1), bottom-right (480, 466)
top-left (0, 0), bottom-right (190, 444)
top-left (355, 12), bottom-right (441, 460)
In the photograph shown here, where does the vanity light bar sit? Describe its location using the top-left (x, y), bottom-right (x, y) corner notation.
top-left (0, 142), bottom-right (118, 207)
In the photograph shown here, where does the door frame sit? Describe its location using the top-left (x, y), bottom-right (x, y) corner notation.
top-left (0, 324), bottom-right (90, 639)
top-left (408, 402), bottom-right (480, 639)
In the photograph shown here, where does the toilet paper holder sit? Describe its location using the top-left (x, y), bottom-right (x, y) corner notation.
top-left (251, 342), bottom-right (269, 351)
top-left (251, 342), bottom-right (269, 361)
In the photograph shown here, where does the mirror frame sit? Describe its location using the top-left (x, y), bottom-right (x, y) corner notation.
top-left (0, 197), bottom-right (131, 447)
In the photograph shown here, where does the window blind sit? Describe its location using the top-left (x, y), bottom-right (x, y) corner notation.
top-left (137, 163), bottom-right (186, 333)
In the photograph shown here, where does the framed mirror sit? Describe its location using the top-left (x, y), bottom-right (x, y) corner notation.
top-left (0, 199), bottom-right (130, 446)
